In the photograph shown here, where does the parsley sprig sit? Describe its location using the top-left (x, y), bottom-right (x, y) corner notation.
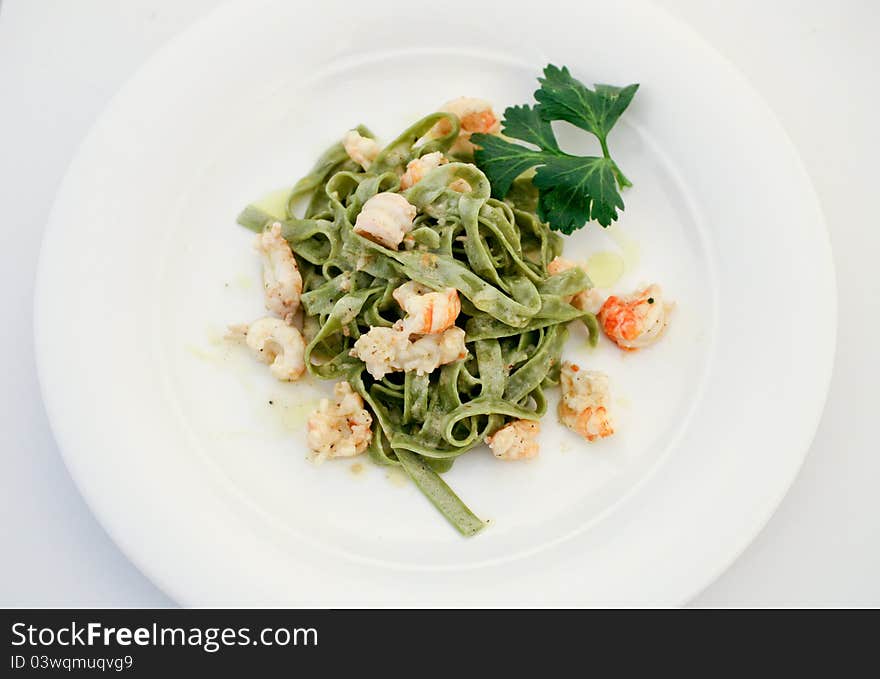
top-left (472, 65), bottom-right (638, 233)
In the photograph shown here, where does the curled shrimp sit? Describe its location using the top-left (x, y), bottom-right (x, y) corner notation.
top-left (353, 192), bottom-right (417, 250)
top-left (343, 129), bottom-right (380, 170)
top-left (307, 381), bottom-right (373, 462)
top-left (392, 281), bottom-right (461, 335)
top-left (350, 325), bottom-right (467, 380)
top-left (558, 362), bottom-right (614, 442)
top-left (486, 420), bottom-right (541, 460)
top-left (233, 317), bottom-right (306, 381)
top-left (598, 284), bottom-right (672, 350)
top-left (398, 326), bottom-right (468, 374)
top-left (348, 326), bottom-right (409, 380)
top-left (400, 151), bottom-right (447, 190)
top-left (256, 222), bottom-right (302, 324)
top-left (431, 97), bottom-right (501, 155)
top-left (448, 178), bottom-right (472, 193)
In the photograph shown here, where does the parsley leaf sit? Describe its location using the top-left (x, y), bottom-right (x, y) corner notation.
top-left (500, 105), bottom-right (560, 152)
top-left (535, 65), bottom-right (639, 149)
top-left (472, 64), bottom-right (638, 233)
top-left (469, 134), bottom-right (545, 198)
top-left (534, 156), bottom-right (623, 232)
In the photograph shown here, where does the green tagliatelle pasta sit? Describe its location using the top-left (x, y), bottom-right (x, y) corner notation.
top-left (237, 113), bottom-right (599, 536)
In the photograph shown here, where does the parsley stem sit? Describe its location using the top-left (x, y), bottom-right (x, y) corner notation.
top-left (612, 162), bottom-right (633, 189)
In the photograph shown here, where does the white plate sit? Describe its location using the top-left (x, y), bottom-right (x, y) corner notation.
top-left (34, 0), bottom-right (835, 606)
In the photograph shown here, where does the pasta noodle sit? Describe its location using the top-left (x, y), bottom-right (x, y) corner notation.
top-left (237, 113), bottom-right (598, 535)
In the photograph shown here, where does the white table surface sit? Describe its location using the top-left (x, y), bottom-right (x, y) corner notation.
top-left (1, 0), bottom-right (877, 607)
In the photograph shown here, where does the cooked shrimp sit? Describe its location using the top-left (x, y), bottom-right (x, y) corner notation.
top-left (397, 326), bottom-right (468, 375)
top-left (343, 129), bottom-right (380, 170)
top-left (432, 97), bottom-right (501, 155)
top-left (392, 281), bottom-right (461, 335)
top-left (547, 256), bottom-right (576, 278)
top-left (307, 381), bottom-right (373, 462)
top-left (449, 178), bottom-right (472, 193)
top-left (255, 222), bottom-right (302, 324)
top-left (598, 284), bottom-right (672, 350)
top-left (353, 192), bottom-right (417, 249)
top-left (558, 362), bottom-right (614, 442)
top-left (348, 326), bottom-right (410, 380)
top-left (350, 325), bottom-right (467, 379)
top-left (546, 256), bottom-right (604, 313)
top-left (486, 420), bottom-right (540, 460)
top-left (236, 317), bottom-right (306, 381)
top-left (399, 151), bottom-right (447, 190)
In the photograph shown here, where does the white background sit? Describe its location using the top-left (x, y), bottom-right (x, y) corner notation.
top-left (0, 0), bottom-right (876, 606)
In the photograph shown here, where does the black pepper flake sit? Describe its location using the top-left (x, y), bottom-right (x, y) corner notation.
top-left (268, 400), bottom-right (274, 405)
top-left (648, 297), bottom-right (655, 304)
